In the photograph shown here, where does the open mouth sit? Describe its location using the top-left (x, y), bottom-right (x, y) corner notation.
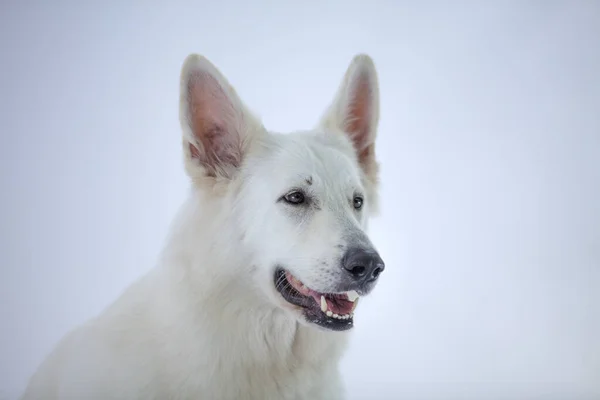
top-left (274, 268), bottom-right (359, 331)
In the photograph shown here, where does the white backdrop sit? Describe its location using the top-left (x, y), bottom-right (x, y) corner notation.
top-left (1, 2), bottom-right (599, 399)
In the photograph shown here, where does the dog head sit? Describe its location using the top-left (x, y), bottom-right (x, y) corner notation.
top-left (179, 54), bottom-right (383, 332)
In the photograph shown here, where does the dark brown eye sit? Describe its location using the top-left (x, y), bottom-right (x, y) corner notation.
top-left (353, 196), bottom-right (364, 210)
top-left (284, 191), bottom-right (305, 205)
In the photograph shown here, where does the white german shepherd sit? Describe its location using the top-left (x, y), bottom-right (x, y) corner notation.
top-left (21, 53), bottom-right (385, 400)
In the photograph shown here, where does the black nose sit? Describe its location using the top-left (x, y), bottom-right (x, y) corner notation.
top-left (342, 248), bottom-right (385, 282)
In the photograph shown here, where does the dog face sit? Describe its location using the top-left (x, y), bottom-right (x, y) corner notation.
top-left (179, 54), bottom-right (384, 331)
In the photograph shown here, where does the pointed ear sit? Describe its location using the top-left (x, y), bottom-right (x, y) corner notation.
top-left (179, 54), bottom-right (263, 181)
top-left (320, 54), bottom-right (380, 184)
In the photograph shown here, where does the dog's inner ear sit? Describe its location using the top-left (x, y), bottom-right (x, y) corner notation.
top-left (321, 55), bottom-right (380, 180)
top-left (344, 74), bottom-right (376, 168)
top-left (185, 68), bottom-right (244, 178)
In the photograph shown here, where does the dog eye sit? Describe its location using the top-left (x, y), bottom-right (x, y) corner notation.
top-left (283, 191), bottom-right (306, 205)
top-left (353, 196), bottom-right (364, 210)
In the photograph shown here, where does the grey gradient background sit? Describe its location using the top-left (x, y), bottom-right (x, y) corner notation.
top-left (1, 1), bottom-right (599, 399)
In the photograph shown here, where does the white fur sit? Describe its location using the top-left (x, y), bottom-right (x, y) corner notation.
top-left (21, 53), bottom-right (383, 400)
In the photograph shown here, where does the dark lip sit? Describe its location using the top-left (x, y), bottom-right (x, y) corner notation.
top-left (273, 268), bottom-right (354, 332)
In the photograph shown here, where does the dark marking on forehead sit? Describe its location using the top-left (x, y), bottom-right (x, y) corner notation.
top-left (305, 176), bottom-right (313, 185)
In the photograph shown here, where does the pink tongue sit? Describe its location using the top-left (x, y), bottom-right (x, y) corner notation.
top-left (286, 272), bottom-right (353, 315)
top-left (311, 293), bottom-right (353, 315)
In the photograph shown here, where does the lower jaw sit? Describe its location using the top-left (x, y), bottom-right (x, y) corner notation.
top-left (302, 307), bottom-right (354, 331)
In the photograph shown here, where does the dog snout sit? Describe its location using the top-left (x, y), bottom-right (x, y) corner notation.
top-left (341, 247), bottom-right (385, 283)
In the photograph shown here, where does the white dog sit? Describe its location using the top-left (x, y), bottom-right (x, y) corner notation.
top-left (21, 53), bottom-right (385, 400)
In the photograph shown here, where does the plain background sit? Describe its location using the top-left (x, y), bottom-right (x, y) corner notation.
top-left (1, 1), bottom-right (599, 399)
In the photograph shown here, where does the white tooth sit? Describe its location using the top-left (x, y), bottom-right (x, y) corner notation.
top-left (351, 297), bottom-right (360, 312)
top-left (333, 314), bottom-right (339, 319)
top-left (320, 295), bottom-right (327, 312)
top-left (326, 310), bottom-right (333, 317)
top-left (346, 290), bottom-right (360, 302)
